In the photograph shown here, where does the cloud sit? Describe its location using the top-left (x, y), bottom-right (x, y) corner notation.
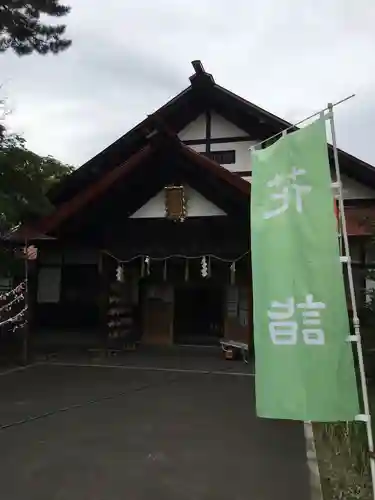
top-left (2, 0), bottom-right (375, 166)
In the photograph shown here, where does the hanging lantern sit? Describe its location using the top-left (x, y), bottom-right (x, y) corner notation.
top-left (201, 256), bottom-right (208, 278)
top-left (145, 256), bottom-right (150, 275)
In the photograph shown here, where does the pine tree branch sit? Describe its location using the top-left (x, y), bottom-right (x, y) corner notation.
top-left (0, 1), bottom-right (71, 55)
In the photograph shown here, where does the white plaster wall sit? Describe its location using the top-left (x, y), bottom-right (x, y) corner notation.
top-left (130, 184), bottom-right (226, 218)
top-left (178, 111), bottom-right (260, 174)
top-left (178, 114), bottom-right (206, 141)
top-left (210, 112), bottom-right (259, 173)
top-left (177, 111), bottom-right (374, 200)
top-left (210, 141), bottom-right (255, 173)
top-left (188, 143), bottom-right (206, 153)
top-left (210, 112), bottom-right (248, 138)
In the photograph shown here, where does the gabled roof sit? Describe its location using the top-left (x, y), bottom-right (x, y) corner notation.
top-left (49, 60), bottom-right (375, 206)
top-left (6, 130), bottom-right (249, 241)
top-left (6, 60), bottom-right (375, 243)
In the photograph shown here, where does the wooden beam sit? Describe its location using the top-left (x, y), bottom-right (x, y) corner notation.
top-left (38, 145), bottom-right (153, 234)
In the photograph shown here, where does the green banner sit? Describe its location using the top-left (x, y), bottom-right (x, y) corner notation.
top-left (251, 117), bottom-right (359, 421)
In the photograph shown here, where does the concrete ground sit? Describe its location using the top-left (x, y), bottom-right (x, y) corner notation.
top-left (0, 347), bottom-right (311, 500)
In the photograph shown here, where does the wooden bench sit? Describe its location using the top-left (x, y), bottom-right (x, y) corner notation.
top-left (220, 339), bottom-right (249, 363)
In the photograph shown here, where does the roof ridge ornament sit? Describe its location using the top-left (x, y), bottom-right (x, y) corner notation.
top-left (191, 60), bottom-right (205, 75)
top-left (189, 60), bottom-right (215, 86)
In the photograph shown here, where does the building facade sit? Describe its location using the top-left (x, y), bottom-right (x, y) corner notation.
top-left (9, 61), bottom-right (375, 350)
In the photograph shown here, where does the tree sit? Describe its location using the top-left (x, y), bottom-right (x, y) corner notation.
top-left (0, 123), bottom-right (73, 275)
top-left (0, 132), bottom-right (74, 231)
top-left (0, 1), bottom-right (71, 56)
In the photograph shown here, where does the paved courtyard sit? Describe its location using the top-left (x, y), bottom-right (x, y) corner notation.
top-left (0, 348), bottom-right (311, 500)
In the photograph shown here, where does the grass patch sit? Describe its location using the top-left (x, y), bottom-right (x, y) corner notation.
top-left (314, 420), bottom-right (372, 499)
top-left (313, 323), bottom-right (375, 499)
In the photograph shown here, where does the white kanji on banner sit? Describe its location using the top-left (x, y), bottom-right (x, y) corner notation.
top-left (263, 167), bottom-right (312, 220)
top-left (297, 294), bottom-right (326, 345)
top-left (267, 297), bottom-right (297, 345)
top-left (267, 295), bottom-right (326, 345)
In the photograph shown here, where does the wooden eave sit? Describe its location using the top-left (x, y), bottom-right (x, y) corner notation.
top-left (48, 86), bottom-right (202, 205)
top-left (9, 135), bottom-right (249, 240)
top-left (48, 60), bottom-right (375, 206)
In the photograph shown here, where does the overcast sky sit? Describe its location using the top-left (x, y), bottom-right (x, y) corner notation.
top-left (2, 0), bottom-right (375, 167)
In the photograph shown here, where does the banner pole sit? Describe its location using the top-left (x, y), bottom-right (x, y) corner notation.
top-left (328, 102), bottom-right (375, 498)
top-left (249, 94), bottom-right (355, 151)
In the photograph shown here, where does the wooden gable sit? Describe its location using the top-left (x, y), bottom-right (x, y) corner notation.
top-left (6, 60), bottom-right (375, 244)
top-left (15, 130), bottom-right (248, 243)
top-left (48, 60), bottom-right (375, 210)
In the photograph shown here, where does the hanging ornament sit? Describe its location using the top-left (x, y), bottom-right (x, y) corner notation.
top-left (116, 265), bottom-right (124, 282)
top-left (0, 281), bottom-right (26, 302)
top-left (0, 292), bottom-right (25, 314)
top-left (0, 306), bottom-right (28, 329)
top-left (145, 256), bottom-right (150, 275)
top-left (230, 261), bottom-right (236, 285)
top-left (184, 259), bottom-right (189, 282)
top-left (163, 260), bottom-right (167, 281)
top-left (201, 256), bottom-right (208, 278)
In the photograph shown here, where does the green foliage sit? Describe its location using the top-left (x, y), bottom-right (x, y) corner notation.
top-left (0, 94), bottom-right (73, 276)
top-left (0, 0), bottom-right (71, 55)
top-left (0, 126), bottom-right (73, 276)
top-left (0, 132), bottom-right (73, 232)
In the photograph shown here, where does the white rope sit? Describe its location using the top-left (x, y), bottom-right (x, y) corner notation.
top-left (101, 249), bottom-right (249, 264)
top-left (0, 292), bottom-right (25, 314)
top-left (0, 280), bottom-right (26, 301)
top-left (0, 307), bottom-right (28, 328)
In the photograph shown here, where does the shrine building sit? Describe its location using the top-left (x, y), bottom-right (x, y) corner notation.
top-left (7, 60), bottom-right (375, 350)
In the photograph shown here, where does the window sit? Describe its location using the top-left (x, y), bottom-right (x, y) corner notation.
top-left (202, 150), bottom-right (236, 165)
top-left (37, 267), bottom-right (61, 303)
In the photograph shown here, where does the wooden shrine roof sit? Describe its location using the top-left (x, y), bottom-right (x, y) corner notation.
top-left (48, 60), bottom-right (375, 206)
top-left (6, 130), bottom-right (250, 241)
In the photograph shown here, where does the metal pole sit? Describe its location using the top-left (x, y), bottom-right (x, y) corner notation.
top-left (22, 238), bottom-right (29, 365)
top-left (250, 93), bottom-right (355, 151)
top-left (328, 102), bottom-right (375, 498)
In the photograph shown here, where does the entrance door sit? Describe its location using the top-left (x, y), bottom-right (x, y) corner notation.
top-left (174, 285), bottom-right (224, 345)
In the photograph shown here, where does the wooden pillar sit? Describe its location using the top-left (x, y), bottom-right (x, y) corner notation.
top-left (98, 251), bottom-right (109, 343)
